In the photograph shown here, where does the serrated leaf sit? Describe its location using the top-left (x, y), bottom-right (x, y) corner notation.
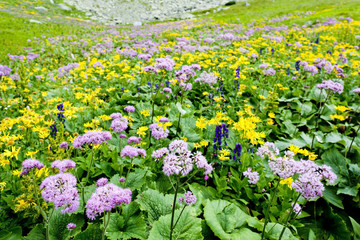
top-left (349, 216), bottom-right (360, 237)
top-left (136, 189), bottom-right (175, 224)
top-left (125, 168), bottom-right (147, 190)
top-left (106, 202), bottom-right (146, 240)
top-left (337, 186), bottom-right (358, 197)
top-left (49, 210), bottom-right (84, 240)
top-left (24, 224), bottom-right (45, 240)
top-left (323, 187), bottom-right (344, 209)
top-left (148, 207), bottom-right (202, 240)
top-left (74, 223), bottom-right (102, 240)
top-left (265, 223), bottom-right (297, 240)
top-left (203, 199), bottom-right (260, 240)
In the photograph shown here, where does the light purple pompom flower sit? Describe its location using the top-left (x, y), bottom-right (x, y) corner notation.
top-left (353, 88), bottom-right (360, 93)
top-left (110, 112), bottom-right (122, 119)
top-left (60, 141), bottom-right (68, 149)
top-left (124, 106), bottom-right (135, 113)
top-left (159, 117), bottom-right (169, 123)
top-left (96, 178), bottom-right (108, 187)
top-left (316, 80), bottom-right (343, 94)
top-left (67, 223), bottom-right (76, 231)
top-left (263, 68), bottom-right (276, 76)
top-left (119, 134), bottom-right (127, 138)
top-left (21, 159), bottom-right (44, 174)
top-left (121, 145), bottom-right (146, 158)
top-left (111, 117), bottom-right (128, 133)
top-left (128, 136), bottom-right (142, 144)
top-left (51, 160), bottom-right (76, 173)
top-left (243, 168), bottom-right (259, 184)
top-left (40, 173), bottom-right (80, 213)
top-left (179, 191), bottom-right (197, 206)
top-left (152, 147), bottom-right (169, 161)
top-left (149, 123), bottom-right (169, 140)
top-left (119, 177), bottom-right (126, 182)
top-left (85, 183), bottom-right (132, 220)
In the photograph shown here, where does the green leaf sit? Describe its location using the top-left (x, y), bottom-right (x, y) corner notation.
top-left (125, 168), bottom-right (147, 190)
top-left (265, 223), bottom-right (297, 240)
top-left (74, 223), bottom-right (102, 240)
top-left (24, 224), bottom-right (45, 240)
top-left (321, 148), bottom-right (349, 179)
top-left (136, 189), bottom-right (175, 224)
top-left (300, 102), bottom-right (314, 116)
top-left (0, 226), bottom-right (22, 240)
top-left (308, 229), bottom-right (316, 240)
top-left (337, 186), bottom-right (358, 197)
top-left (349, 216), bottom-right (360, 237)
top-left (49, 210), bottom-right (84, 240)
top-left (203, 199), bottom-right (260, 240)
top-left (106, 202), bottom-right (147, 240)
top-left (176, 102), bottom-right (187, 115)
top-left (148, 207), bottom-right (203, 240)
top-left (323, 187), bottom-right (344, 209)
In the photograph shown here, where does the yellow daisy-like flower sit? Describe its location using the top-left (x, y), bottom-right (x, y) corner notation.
top-left (268, 112), bottom-right (275, 118)
top-left (280, 177), bottom-right (293, 189)
top-left (330, 114), bottom-right (345, 121)
top-left (99, 115), bottom-right (112, 121)
top-left (140, 110), bottom-right (150, 117)
top-left (0, 182), bottom-right (6, 191)
top-left (137, 126), bottom-right (148, 137)
top-left (334, 106), bottom-right (350, 112)
top-left (181, 136), bottom-right (187, 142)
top-left (196, 116), bottom-right (207, 130)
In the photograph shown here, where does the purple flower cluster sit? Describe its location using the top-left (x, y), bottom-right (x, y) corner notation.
top-left (128, 136), bottom-right (142, 144)
top-left (66, 223), bottom-right (76, 231)
top-left (195, 71), bottom-right (217, 86)
top-left (85, 183), bottom-right (132, 220)
top-left (262, 68), bottom-right (276, 76)
top-left (110, 116), bottom-right (128, 133)
top-left (303, 65), bottom-right (318, 75)
top-left (110, 112), bottom-right (123, 119)
top-left (175, 65), bottom-right (199, 81)
top-left (179, 191), bottom-right (197, 205)
top-left (73, 131), bottom-right (112, 149)
top-left (243, 168), bottom-right (259, 184)
top-left (316, 80), bottom-right (344, 94)
top-left (124, 106), bottom-right (135, 113)
top-left (60, 141), bottom-right (69, 149)
top-left (213, 124), bottom-right (229, 151)
top-left (58, 63), bottom-right (79, 77)
top-left (149, 123), bottom-right (169, 139)
top-left (21, 159), bottom-right (44, 175)
top-left (96, 177), bottom-right (108, 187)
top-left (154, 57), bottom-right (175, 71)
top-left (353, 88), bottom-right (360, 93)
top-left (159, 117), bottom-right (169, 122)
top-left (0, 65), bottom-right (11, 77)
top-left (121, 145), bottom-right (146, 158)
top-left (257, 142), bottom-right (337, 199)
top-left (51, 160), bottom-right (76, 173)
top-left (159, 140), bottom-right (213, 177)
top-left (152, 147), bottom-right (169, 161)
top-left (40, 173), bottom-right (80, 213)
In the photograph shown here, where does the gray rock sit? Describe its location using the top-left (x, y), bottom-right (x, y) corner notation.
top-left (35, 6), bottom-right (48, 11)
top-left (133, 21), bottom-right (142, 26)
top-left (29, 19), bottom-right (43, 24)
top-left (58, 3), bottom-right (71, 11)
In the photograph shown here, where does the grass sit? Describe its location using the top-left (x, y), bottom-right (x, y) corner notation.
top-left (197, 0), bottom-right (360, 24)
top-left (0, 0), bottom-right (101, 62)
top-left (1, 0), bottom-right (359, 63)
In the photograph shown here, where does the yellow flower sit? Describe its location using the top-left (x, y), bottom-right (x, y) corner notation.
top-left (259, 95), bottom-right (266, 99)
top-left (99, 115), bottom-right (111, 121)
top-left (12, 169), bottom-right (21, 177)
top-left (3, 147), bottom-right (21, 160)
top-left (334, 106), bottom-right (350, 112)
top-left (140, 110), bottom-right (150, 117)
top-left (288, 145), bottom-right (300, 155)
top-left (202, 92), bottom-right (209, 95)
top-left (0, 182), bottom-right (6, 191)
top-left (181, 136), bottom-right (187, 142)
top-left (267, 119), bottom-right (274, 125)
top-left (280, 177), bottom-right (293, 189)
top-left (330, 114), bottom-right (345, 121)
top-left (308, 153), bottom-right (318, 161)
top-left (196, 116), bottom-right (207, 130)
top-left (137, 126), bottom-right (148, 137)
top-left (26, 150), bottom-right (39, 159)
top-left (219, 154), bottom-right (230, 160)
top-left (194, 143), bottom-right (202, 149)
top-left (268, 112), bottom-right (275, 118)
top-left (200, 140), bottom-right (209, 147)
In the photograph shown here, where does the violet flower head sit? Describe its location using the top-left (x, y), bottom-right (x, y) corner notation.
top-left (0, 65), bottom-right (11, 77)
top-left (121, 145), bottom-right (146, 158)
top-left (152, 147), bottom-right (169, 161)
top-left (110, 112), bottom-right (122, 119)
top-left (111, 117), bottom-right (128, 133)
top-left (73, 131), bottom-right (112, 149)
top-left (159, 117), bottom-right (169, 123)
top-left (124, 106), bottom-right (135, 113)
top-left (182, 191), bottom-right (197, 205)
top-left (67, 223), bottom-right (76, 231)
top-left (22, 159), bottom-right (44, 173)
top-left (119, 134), bottom-right (127, 138)
top-left (60, 141), bottom-right (69, 149)
top-left (85, 183), bottom-right (132, 220)
top-left (40, 173), bottom-right (80, 213)
top-left (51, 160), bottom-right (76, 173)
top-left (128, 136), bottom-right (142, 144)
top-left (154, 57), bottom-right (175, 71)
top-left (316, 80), bottom-right (343, 94)
top-left (263, 68), bottom-right (276, 76)
top-left (119, 177), bottom-right (126, 183)
top-left (96, 178), bottom-right (108, 187)
top-left (149, 123), bottom-right (169, 140)
top-left (194, 71), bottom-right (217, 86)
top-left (243, 167), bottom-right (259, 184)
top-left (353, 88), bottom-right (360, 93)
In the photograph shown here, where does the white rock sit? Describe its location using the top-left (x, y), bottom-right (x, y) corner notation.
top-left (35, 6), bottom-right (48, 11)
top-left (30, 19), bottom-right (43, 24)
top-left (58, 3), bottom-right (72, 11)
top-left (133, 21), bottom-right (142, 26)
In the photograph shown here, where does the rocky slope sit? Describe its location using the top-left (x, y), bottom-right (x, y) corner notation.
top-left (62, 0), bottom-right (238, 25)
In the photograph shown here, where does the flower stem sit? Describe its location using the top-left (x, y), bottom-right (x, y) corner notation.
top-left (102, 211), bottom-right (111, 240)
top-left (311, 90), bottom-right (330, 149)
top-left (278, 193), bottom-right (301, 240)
top-left (261, 179), bottom-right (280, 240)
top-left (173, 205), bottom-right (187, 230)
top-left (345, 123), bottom-right (360, 158)
top-left (170, 178), bottom-right (179, 240)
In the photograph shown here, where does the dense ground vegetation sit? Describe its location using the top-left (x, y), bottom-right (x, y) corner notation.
top-left (1, 0), bottom-right (360, 239)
